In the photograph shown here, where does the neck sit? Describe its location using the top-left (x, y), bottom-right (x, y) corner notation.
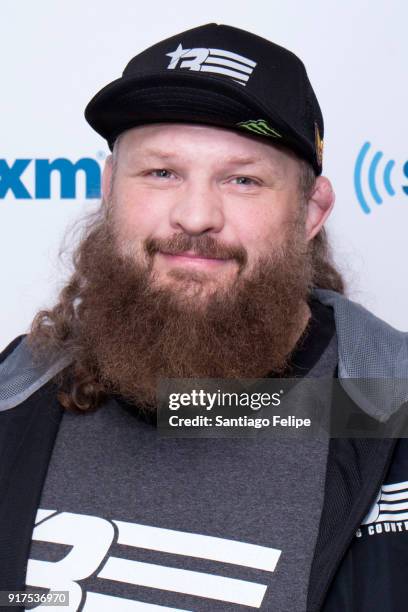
top-left (289, 300), bottom-right (312, 353)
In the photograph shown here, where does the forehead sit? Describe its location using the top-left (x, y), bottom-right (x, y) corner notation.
top-left (115, 123), bottom-right (300, 173)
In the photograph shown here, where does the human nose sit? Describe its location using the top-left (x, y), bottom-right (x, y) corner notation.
top-left (168, 179), bottom-right (225, 235)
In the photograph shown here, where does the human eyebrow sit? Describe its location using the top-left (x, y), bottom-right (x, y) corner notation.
top-left (222, 155), bottom-right (264, 166)
top-left (130, 150), bottom-right (280, 178)
top-left (138, 148), bottom-right (180, 161)
top-left (222, 156), bottom-right (284, 183)
top-left (222, 157), bottom-right (282, 180)
top-left (138, 151), bottom-right (266, 165)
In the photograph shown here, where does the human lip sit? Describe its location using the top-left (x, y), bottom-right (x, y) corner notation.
top-left (158, 250), bottom-right (230, 266)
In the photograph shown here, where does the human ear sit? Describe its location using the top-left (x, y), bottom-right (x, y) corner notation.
top-left (305, 176), bottom-right (335, 241)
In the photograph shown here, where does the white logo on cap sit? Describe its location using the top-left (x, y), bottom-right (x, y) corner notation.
top-left (166, 44), bottom-right (257, 86)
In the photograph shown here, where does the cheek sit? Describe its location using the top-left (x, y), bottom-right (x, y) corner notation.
top-left (112, 183), bottom-right (167, 241)
top-left (231, 205), bottom-right (294, 257)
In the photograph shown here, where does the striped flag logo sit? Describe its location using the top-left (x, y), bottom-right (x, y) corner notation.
top-left (165, 44), bottom-right (257, 86)
top-left (26, 509), bottom-right (282, 610)
top-left (362, 480), bottom-right (408, 525)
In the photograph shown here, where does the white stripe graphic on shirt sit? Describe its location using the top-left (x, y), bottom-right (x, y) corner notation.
top-left (362, 480), bottom-right (408, 525)
top-left (83, 591), bottom-right (190, 612)
top-left (381, 490), bottom-right (408, 502)
top-left (376, 511), bottom-right (408, 522)
top-left (382, 480), bottom-right (408, 492)
top-left (99, 557), bottom-right (266, 607)
top-left (114, 520), bottom-right (280, 572)
top-left (26, 509), bottom-right (281, 610)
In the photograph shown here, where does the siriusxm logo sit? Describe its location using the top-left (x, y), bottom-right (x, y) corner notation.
top-left (354, 142), bottom-right (408, 214)
top-left (0, 157), bottom-right (102, 199)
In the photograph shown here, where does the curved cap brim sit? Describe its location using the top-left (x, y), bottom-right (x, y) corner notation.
top-left (85, 71), bottom-right (318, 172)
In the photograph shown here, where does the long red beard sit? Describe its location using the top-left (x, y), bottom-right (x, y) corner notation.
top-left (75, 217), bottom-right (312, 409)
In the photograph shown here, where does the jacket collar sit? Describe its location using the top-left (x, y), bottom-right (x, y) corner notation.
top-left (314, 288), bottom-right (408, 420)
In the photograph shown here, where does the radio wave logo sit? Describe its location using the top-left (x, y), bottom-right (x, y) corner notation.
top-left (354, 142), bottom-right (397, 214)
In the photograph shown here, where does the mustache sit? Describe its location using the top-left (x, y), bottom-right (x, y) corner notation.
top-left (145, 233), bottom-right (248, 267)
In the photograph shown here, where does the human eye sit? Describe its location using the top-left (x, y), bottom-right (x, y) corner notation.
top-left (230, 176), bottom-right (262, 187)
top-left (148, 168), bottom-right (176, 179)
top-left (138, 168), bottom-right (176, 180)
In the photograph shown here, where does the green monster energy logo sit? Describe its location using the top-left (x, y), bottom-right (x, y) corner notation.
top-left (237, 119), bottom-right (282, 138)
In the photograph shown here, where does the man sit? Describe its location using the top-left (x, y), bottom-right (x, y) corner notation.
top-left (0, 23), bottom-right (407, 612)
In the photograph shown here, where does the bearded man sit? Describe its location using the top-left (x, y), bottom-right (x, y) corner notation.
top-left (1, 23), bottom-right (407, 612)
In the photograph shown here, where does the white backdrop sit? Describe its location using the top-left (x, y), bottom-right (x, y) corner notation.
top-left (1, 0), bottom-right (407, 350)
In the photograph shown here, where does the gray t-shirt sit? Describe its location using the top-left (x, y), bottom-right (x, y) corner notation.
top-left (26, 310), bottom-right (337, 612)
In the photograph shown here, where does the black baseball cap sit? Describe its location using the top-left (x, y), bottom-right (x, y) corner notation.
top-left (85, 23), bottom-right (324, 175)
